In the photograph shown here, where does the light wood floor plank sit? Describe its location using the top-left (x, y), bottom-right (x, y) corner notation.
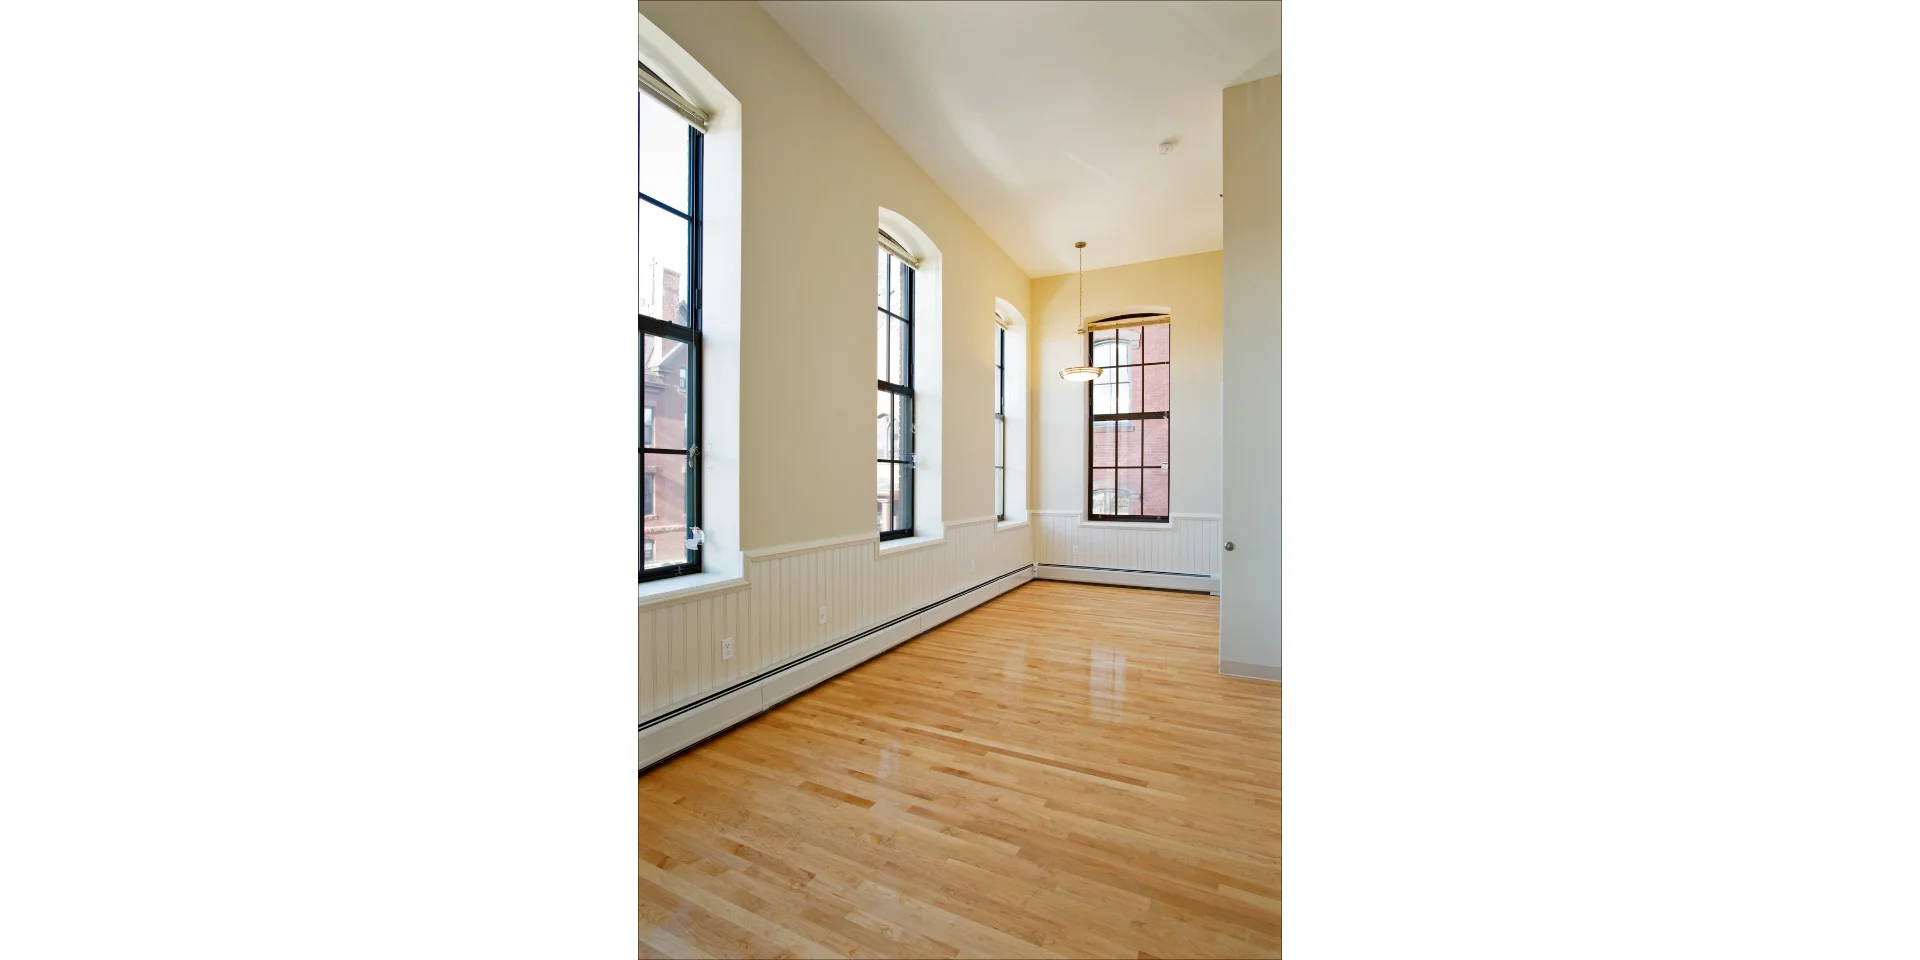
top-left (640, 580), bottom-right (1281, 959)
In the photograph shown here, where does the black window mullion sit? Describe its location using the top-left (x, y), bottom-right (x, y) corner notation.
top-left (639, 191), bottom-right (691, 220)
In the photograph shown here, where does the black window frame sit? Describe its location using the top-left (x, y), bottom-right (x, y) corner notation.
top-left (640, 87), bottom-right (704, 583)
top-left (1086, 321), bottom-right (1170, 523)
top-left (877, 246), bottom-right (915, 541)
top-left (994, 324), bottom-right (1006, 522)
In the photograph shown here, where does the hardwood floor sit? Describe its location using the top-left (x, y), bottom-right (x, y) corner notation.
top-left (638, 579), bottom-right (1282, 959)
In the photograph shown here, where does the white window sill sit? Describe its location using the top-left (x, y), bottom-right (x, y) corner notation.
top-left (1076, 519), bottom-right (1174, 530)
top-left (995, 519), bottom-right (1029, 532)
top-left (638, 571), bottom-right (748, 608)
top-left (877, 533), bottom-right (945, 556)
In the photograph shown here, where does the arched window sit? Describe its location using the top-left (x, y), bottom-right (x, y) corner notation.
top-left (994, 298), bottom-right (1028, 525)
top-left (875, 209), bottom-right (944, 542)
top-left (995, 323), bottom-right (1007, 520)
top-left (639, 73), bottom-right (705, 581)
top-left (876, 238), bottom-right (916, 539)
top-left (637, 14), bottom-right (743, 600)
top-left (1087, 314), bottom-right (1171, 522)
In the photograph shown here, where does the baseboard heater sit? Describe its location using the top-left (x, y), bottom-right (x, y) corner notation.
top-left (638, 563), bottom-right (1035, 771)
top-left (1034, 562), bottom-right (1219, 595)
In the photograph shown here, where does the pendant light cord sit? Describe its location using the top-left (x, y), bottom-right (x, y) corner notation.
top-left (1075, 240), bottom-right (1087, 334)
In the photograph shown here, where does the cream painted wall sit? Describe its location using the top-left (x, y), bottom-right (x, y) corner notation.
top-left (1031, 251), bottom-right (1225, 522)
top-left (638, 0), bottom-right (1032, 552)
top-left (1220, 74), bottom-right (1281, 678)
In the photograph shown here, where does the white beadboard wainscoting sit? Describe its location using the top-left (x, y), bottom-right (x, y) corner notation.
top-left (1031, 511), bottom-right (1223, 589)
top-left (639, 517), bottom-right (1033, 729)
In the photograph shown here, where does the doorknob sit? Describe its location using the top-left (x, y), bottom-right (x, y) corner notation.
top-left (1224, 542), bottom-right (1235, 551)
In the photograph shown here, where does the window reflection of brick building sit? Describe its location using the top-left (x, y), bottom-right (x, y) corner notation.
top-left (1089, 324), bottom-right (1171, 517)
top-left (642, 265), bottom-right (689, 567)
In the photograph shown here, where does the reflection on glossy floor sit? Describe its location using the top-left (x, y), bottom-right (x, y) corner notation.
top-left (638, 579), bottom-right (1282, 959)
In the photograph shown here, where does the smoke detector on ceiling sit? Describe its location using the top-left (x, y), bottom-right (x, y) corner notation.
top-left (1159, 136), bottom-right (1179, 155)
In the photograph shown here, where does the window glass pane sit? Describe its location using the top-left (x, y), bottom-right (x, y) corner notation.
top-left (878, 463), bottom-right (908, 533)
top-left (639, 92), bottom-right (691, 213)
top-left (644, 452), bottom-right (689, 568)
top-left (888, 317), bottom-right (909, 384)
top-left (1093, 379), bottom-right (1118, 416)
top-left (897, 463), bottom-right (911, 527)
top-left (994, 467), bottom-right (1004, 518)
top-left (1091, 419), bottom-right (1117, 467)
top-left (1117, 419), bottom-right (1143, 466)
top-left (1143, 323), bottom-right (1170, 363)
top-left (643, 406), bottom-right (654, 446)
top-left (639, 201), bottom-right (690, 325)
top-left (1142, 363), bottom-right (1170, 413)
top-left (994, 331), bottom-right (1004, 415)
top-left (1144, 417), bottom-right (1169, 471)
top-left (1115, 469), bottom-right (1143, 516)
top-left (876, 309), bottom-right (889, 381)
top-left (993, 418), bottom-right (1005, 469)
top-left (890, 392), bottom-right (911, 462)
top-left (1115, 365), bottom-right (1135, 414)
top-left (876, 390), bottom-right (892, 459)
top-left (890, 259), bottom-right (911, 316)
top-left (1115, 325), bottom-right (1144, 357)
top-left (1090, 469), bottom-right (1115, 514)
top-left (1143, 465), bottom-right (1169, 517)
top-left (642, 335), bottom-right (689, 451)
top-left (876, 247), bottom-right (890, 309)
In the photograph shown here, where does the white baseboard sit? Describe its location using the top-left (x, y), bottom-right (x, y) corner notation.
top-left (1034, 563), bottom-right (1220, 595)
top-left (639, 564), bottom-right (1035, 771)
top-left (1220, 660), bottom-right (1282, 683)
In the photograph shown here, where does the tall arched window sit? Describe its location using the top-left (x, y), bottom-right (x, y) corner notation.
top-left (639, 67), bottom-right (706, 581)
top-left (995, 323), bottom-right (1007, 521)
top-left (993, 297), bottom-right (1027, 526)
top-left (876, 235), bottom-right (916, 539)
top-left (1087, 315), bottom-right (1171, 522)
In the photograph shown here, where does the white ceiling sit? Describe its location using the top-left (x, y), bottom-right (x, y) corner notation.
top-left (759, 1), bottom-right (1282, 278)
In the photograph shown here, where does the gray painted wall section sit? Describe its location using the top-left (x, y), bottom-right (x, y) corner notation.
top-left (1219, 74), bottom-right (1283, 676)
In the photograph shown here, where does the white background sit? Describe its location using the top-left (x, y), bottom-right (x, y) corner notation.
top-left (5, 1), bottom-right (1920, 957)
top-left (1286, 1), bottom-right (1920, 956)
top-left (1, 2), bottom-right (638, 956)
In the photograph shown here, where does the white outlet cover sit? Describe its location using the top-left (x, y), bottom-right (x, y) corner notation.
top-left (818, 606), bottom-right (827, 623)
top-left (721, 637), bottom-right (733, 660)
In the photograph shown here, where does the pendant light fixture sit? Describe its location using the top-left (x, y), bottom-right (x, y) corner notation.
top-left (1058, 241), bottom-right (1102, 382)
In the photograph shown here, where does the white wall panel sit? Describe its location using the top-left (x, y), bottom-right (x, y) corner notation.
top-left (1031, 511), bottom-right (1223, 577)
top-left (639, 517), bottom-right (1031, 724)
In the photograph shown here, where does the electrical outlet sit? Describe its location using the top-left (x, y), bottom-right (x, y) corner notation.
top-left (1072, 544), bottom-right (1080, 555)
top-left (721, 637), bottom-right (733, 660)
top-left (818, 605), bottom-right (827, 624)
